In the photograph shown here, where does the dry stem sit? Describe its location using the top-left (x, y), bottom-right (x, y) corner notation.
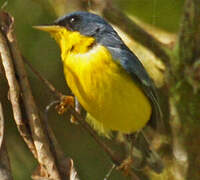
top-left (0, 10), bottom-right (81, 180)
top-left (4, 14), bottom-right (62, 180)
top-left (0, 25), bottom-right (37, 158)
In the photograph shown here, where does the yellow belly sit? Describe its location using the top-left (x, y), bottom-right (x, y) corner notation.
top-left (63, 45), bottom-right (152, 134)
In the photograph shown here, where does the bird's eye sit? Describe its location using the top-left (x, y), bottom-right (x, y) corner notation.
top-left (70, 17), bottom-right (76, 24)
top-left (67, 15), bottom-right (80, 30)
top-left (69, 16), bottom-right (79, 25)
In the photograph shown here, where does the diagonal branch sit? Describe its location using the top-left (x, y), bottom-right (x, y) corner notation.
top-left (178, 0), bottom-right (200, 64)
top-left (22, 56), bottom-right (64, 99)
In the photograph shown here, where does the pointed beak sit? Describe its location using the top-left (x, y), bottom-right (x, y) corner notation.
top-left (33, 25), bottom-right (61, 33)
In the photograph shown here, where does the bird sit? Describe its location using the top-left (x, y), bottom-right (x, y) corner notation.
top-left (35, 11), bottom-right (163, 173)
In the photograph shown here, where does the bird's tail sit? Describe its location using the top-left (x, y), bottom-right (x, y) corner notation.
top-left (130, 131), bottom-right (164, 174)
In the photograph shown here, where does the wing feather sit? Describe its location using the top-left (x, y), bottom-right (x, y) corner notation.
top-left (107, 44), bottom-right (162, 129)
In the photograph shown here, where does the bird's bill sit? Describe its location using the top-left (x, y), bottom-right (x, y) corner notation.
top-left (33, 25), bottom-right (61, 33)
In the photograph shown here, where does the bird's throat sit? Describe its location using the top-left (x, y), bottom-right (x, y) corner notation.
top-left (52, 28), bottom-right (95, 61)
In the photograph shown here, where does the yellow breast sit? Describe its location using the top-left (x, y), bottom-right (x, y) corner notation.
top-left (63, 45), bottom-right (152, 134)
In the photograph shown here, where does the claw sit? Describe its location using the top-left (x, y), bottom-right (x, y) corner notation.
top-left (117, 156), bottom-right (133, 176)
top-left (55, 96), bottom-right (76, 122)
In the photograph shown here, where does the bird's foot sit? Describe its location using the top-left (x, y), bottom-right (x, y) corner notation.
top-left (117, 156), bottom-right (133, 176)
top-left (55, 96), bottom-right (77, 122)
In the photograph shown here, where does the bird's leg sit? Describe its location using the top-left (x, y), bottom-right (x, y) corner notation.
top-left (70, 97), bottom-right (86, 123)
top-left (117, 156), bottom-right (133, 176)
top-left (55, 96), bottom-right (86, 124)
top-left (69, 97), bottom-right (79, 123)
top-left (117, 133), bottom-right (137, 175)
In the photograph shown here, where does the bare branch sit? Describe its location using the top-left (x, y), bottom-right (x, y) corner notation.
top-left (178, 0), bottom-right (200, 64)
top-left (2, 12), bottom-right (62, 180)
top-left (0, 102), bottom-right (13, 180)
top-left (68, 107), bottom-right (140, 180)
top-left (42, 102), bottom-right (80, 180)
top-left (23, 57), bottom-right (64, 99)
top-left (1, 11), bottom-right (81, 180)
top-left (0, 15), bottom-right (37, 158)
top-left (68, 107), bottom-right (122, 164)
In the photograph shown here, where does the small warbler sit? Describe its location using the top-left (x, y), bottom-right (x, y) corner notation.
top-left (35, 11), bottom-right (163, 172)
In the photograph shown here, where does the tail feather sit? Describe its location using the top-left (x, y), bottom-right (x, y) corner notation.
top-left (132, 131), bottom-right (164, 174)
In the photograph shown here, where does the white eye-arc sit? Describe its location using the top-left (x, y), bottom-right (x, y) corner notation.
top-left (70, 17), bottom-right (76, 23)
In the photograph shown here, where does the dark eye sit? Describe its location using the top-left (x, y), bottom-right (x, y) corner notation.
top-left (69, 17), bottom-right (76, 24)
top-left (69, 16), bottom-right (79, 25)
top-left (67, 16), bottom-right (80, 30)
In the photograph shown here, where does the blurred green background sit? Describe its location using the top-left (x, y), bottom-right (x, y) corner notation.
top-left (0, 0), bottom-right (184, 179)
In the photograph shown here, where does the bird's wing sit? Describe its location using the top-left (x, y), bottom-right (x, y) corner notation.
top-left (107, 45), bottom-right (162, 129)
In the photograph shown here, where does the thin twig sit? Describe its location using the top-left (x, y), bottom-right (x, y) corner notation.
top-left (68, 107), bottom-right (122, 165)
top-left (0, 102), bottom-right (13, 180)
top-left (44, 101), bottom-right (80, 180)
top-left (71, 107), bottom-right (141, 180)
top-left (23, 56), bottom-right (64, 99)
top-left (104, 164), bottom-right (115, 180)
top-left (0, 26), bottom-right (37, 158)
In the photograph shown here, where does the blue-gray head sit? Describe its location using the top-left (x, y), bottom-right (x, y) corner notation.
top-left (54, 11), bottom-right (115, 40)
top-left (35, 11), bottom-right (124, 49)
